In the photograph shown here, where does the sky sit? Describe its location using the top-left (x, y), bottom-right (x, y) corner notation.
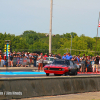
top-left (0, 0), bottom-right (100, 37)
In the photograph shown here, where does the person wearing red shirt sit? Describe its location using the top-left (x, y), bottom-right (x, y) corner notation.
top-left (44, 53), bottom-right (48, 60)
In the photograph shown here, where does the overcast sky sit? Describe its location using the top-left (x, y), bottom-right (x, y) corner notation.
top-left (0, 0), bottom-right (100, 37)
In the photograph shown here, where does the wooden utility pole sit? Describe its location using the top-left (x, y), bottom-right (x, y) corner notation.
top-left (49, 0), bottom-right (53, 54)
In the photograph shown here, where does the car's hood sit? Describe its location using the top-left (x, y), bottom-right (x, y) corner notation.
top-left (44, 64), bottom-right (67, 68)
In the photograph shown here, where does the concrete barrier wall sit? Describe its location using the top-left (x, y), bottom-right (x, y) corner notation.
top-left (0, 76), bottom-right (100, 99)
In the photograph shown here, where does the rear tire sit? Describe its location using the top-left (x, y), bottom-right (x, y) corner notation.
top-left (46, 73), bottom-right (49, 76)
top-left (74, 71), bottom-right (77, 75)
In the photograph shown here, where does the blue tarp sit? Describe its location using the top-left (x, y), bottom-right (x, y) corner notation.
top-left (0, 71), bottom-right (45, 75)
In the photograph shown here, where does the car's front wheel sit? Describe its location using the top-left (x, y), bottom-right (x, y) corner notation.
top-left (46, 73), bottom-right (49, 76)
top-left (54, 74), bottom-right (62, 76)
top-left (64, 72), bottom-right (68, 76)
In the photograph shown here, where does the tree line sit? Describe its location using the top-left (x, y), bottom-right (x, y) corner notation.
top-left (0, 30), bottom-right (99, 56)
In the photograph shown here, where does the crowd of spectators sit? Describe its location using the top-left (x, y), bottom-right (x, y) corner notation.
top-left (0, 50), bottom-right (38, 67)
top-left (0, 50), bottom-right (100, 72)
top-left (62, 53), bottom-right (100, 73)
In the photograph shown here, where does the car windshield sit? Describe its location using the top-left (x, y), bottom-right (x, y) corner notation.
top-left (53, 60), bottom-right (70, 65)
top-left (46, 57), bottom-right (54, 61)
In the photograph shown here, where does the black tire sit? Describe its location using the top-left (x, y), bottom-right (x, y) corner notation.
top-left (54, 74), bottom-right (62, 76)
top-left (64, 72), bottom-right (68, 76)
top-left (74, 71), bottom-right (77, 75)
top-left (46, 73), bottom-right (49, 76)
top-left (54, 74), bottom-right (57, 76)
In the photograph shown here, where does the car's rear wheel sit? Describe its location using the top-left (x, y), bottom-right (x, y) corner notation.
top-left (74, 71), bottom-right (77, 75)
top-left (46, 73), bottom-right (49, 76)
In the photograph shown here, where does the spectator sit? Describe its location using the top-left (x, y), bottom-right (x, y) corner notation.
top-left (3, 53), bottom-right (6, 67)
top-left (31, 53), bottom-right (35, 66)
top-left (66, 53), bottom-right (72, 60)
top-left (13, 54), bottom-right (17, 67)
top-left (0, 50), bottom-right (2, 67)
top-left (90, 56), bottom-right (95, 72)
top-left (21, 51), bottom-right (25, 57)
top-left (94, 55), bottom-right (99, 73)
top-left (13, 51), bottom-right (16, 56)
top-left (19, 55), bottom-right (23, 67)
top-left (25, 52), bottom-right (28, 57)
top-left (44, 53), bottom-right (48, 60)
top-left (23, 56), bottom-right (27, 67)
top-left (38, 53), bottom-right (44, 71)
top-left (62, 53), bottom-right (66, 59)
top-left (53, 54), bottom-right (57, 59)
top-left (10, 53), bottom-right (13, 67)
top-left (29, 53), bottom-right (33, 66)
top-left (77, 55), bottom-right (80, 63)
top-left (56, 53), bottom-right (61, 59)
top-left (80, 55), bottom-right (86, 73)
top-left (71, 55), bottom-right (77, 61)
top-left (19, 52), bottom-right (21, 57)
top-left (66, 53), bottom-right (68, 59)
top-left (49, 53), bottom-right (52, 57)
top-left (33, 53), bottom-right (38, 67)
top-left (16, 54), bottom-right (20, 67)
top-left (86, 56), bottom-right (91, 73)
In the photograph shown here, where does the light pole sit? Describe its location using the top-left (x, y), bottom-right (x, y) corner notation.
top-left (70, 34), bottom-right (72, 55)
top-left (49, 0), bottom-right (53, 54)
top-left (95, 12), bottom-right (100, 56)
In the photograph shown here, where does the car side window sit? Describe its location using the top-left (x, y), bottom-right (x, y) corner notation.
top-left (66, 60), bottom-right (70, 65)
top-left (70, 61), bottom-right (73, 66)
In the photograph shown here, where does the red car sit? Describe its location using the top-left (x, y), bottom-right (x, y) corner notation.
top-left (44, 59), bottom-right (78, 76)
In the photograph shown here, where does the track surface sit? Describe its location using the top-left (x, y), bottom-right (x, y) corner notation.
top-left (0, 71), bottom-right (100, 78)
top-left (0, 67), bottom-right (100, 78)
